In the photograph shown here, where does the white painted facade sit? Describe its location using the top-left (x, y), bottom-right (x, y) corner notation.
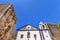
top-left (16, 31), bottom-right (41, 40)
top-left (42, 31), bottom-right (52, 40)
top-left (16, 22), bottom-right (52, 40)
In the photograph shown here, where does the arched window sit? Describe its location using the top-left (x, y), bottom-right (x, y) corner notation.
top-left (21, 34), bottom-right (23, 39)
top-left (27, 32), bottom-right (30, 38)
top-left (42, 25), bottom-right (45, 28)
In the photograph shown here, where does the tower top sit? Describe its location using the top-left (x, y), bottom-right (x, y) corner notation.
top-left (39, 22), bottom-right (44, 25)
top-left (39, 22), bottom-right (49, 29)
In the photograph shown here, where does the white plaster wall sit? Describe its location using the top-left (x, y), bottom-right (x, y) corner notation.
top-left (42, 30), bottom-right (52, 40)
top-left (29, 31), bottom-right (41, 40)
top-left (16, 31), bottom-right (41, 40)
top-left (16, 31), bottom-right (28, 40)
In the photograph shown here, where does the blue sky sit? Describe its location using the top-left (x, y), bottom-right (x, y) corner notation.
top-left (0, 0), bottom-right (60, 33)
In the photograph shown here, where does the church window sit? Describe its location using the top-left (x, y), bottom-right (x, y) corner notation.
top-left (34, 34), bottom-right (36, 40)
top-left (42, 25), bottom-right (45, 28)
top-left (21, 34), bottom-right (23, 39)
top-left (27, 32), bottom-right (30, 38)
top-left (34, 34), bottom-right (36, 38)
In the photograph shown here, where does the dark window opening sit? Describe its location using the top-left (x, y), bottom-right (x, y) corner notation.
top-left (34, 34), bottom-right (36, 38)
top-left (8, 25), bottom-right (10, 28)
top-left (34, 34), bottom-right (36, 40)
top-left (42, 25), bottom-right (45, 28)
top-left (21, 34), bottom-right (23, 39)
top-left (27, 32), bottom-right (30, 38)
top-left (28, 27), bottom-right (30, 28)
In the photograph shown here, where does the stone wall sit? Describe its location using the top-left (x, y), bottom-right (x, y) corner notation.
top-left (47, 24), bottom-right (60, 40)
top-left (0, 4), bottom-right (17, 40)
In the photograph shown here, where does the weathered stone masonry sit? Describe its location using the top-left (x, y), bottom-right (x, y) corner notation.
top-left (0, 4), bottom-right (17, 40)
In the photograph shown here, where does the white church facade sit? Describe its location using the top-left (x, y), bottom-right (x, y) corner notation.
top-left (16, 22), bottom-right (53, 40)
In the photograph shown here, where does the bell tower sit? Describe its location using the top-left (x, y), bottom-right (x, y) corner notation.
top-left (39, 22), bottom-right (49, 30)
top-left (39, 22), bottom-right (52, 40)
